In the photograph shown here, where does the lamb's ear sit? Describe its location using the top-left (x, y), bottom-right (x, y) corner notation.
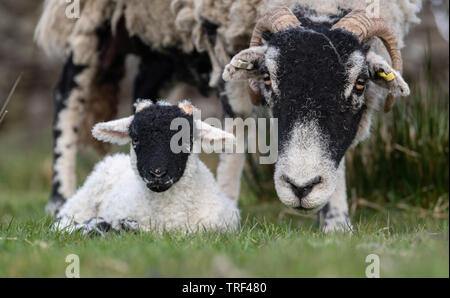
top-left (92, 116), bottom-right (134, 145)
top-left (194, 120), bottom-right (236, 144)
top-left (178, 100), bottom-right (198, 115)
top-left (222, 46), bottom-right (266, 81)
top-left (367, 51), bottom-right (410, 97)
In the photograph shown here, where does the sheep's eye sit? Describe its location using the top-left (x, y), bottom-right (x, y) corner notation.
top-left (132, 138), bottom-right (139, 146)
top-left (354, 79), bottom-right (366, 94)
top-left (263, 73), bottom-right (272, 87)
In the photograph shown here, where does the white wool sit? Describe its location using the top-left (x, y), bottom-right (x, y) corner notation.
top-left (56, 153), bottom-right (240, 234)
top-left (274, 121), bottom-right (337, 211)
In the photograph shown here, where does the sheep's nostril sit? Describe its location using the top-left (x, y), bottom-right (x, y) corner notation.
top-left (150, 168), bottom-right (166, 178)
top-left (284, 176), bottom-right (322, 201)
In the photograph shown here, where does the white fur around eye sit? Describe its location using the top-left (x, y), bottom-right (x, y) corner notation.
top-left (265, 47), bottom-right (281, 97)
top-left (344, 51), bottom-right (365, 98)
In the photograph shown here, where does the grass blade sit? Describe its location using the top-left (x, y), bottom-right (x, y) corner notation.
top-left (0, 74), bottom-right (22, 125)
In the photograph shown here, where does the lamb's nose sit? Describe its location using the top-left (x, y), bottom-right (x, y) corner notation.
top-left (150, 168), bottom-right (166, 178)
top-left (285, 176), bottom-right (322, 200)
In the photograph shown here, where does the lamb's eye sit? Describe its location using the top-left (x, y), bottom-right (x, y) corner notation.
top-left (132, 138), bottom-right (139, 146)
top-left (354, 79), bottom-right (366, 94)
top-left (263, 73), bottom-right (272, 86)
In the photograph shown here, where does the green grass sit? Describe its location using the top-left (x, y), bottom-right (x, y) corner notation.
top-left (0, 191), bottom-right (448, 278)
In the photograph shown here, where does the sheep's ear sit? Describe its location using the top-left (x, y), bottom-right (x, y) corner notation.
top-left (178, 100), bottom-right (198, 115)
top-left (367, 51), bottom-right (410, 97)
top-left (92, 116), bottom-right (134, 145)
top-left (194, 120), bottom-right (236, 144)
top-left (222, 46), bottom-right (266, 81)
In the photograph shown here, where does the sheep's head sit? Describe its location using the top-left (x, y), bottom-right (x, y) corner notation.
top-left (223, 8), bottom-right (410, 212)
top-left (92, 101), bottom-right (235, 193)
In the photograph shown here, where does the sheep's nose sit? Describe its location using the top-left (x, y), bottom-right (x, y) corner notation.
top-left (285, 176), bottom-right (322, 201)
top-left (150, 168), bottom-right (166, 178)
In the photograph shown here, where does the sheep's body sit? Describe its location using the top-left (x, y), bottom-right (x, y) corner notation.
top-left (56, 153), bottom-right (240, 234)
top-left (36, 0), bottom-right (421, 61)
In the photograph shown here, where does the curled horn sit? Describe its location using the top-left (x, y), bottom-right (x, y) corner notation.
top-left (332, 10), bottom-right (403, 112)
top-left (250, 7), bottom-right (302, 47)
top-left (247, 7), bottom-right (302, 105)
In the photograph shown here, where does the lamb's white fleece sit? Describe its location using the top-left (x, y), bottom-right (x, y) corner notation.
top-left (56, 153), bottom-right (240, 234)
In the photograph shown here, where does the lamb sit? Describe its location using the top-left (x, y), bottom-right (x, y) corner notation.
top-left (53, 100), bottom-right (240, 234)
top-left (36, 0), bottom-right (422, 232)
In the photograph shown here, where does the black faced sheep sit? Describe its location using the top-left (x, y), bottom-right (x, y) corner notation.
top-left (222, 6), bottom-right (414, 232)
top-left (53, 100), bottom-right (240, 234)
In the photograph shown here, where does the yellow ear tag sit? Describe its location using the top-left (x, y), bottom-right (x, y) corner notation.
top-left (377, 63), bottom-right (396, 82)
top-left (377, 71), bottom-right (396, 82)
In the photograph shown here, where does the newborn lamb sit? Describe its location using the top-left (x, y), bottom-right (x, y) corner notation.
top-left (53, 100), bottom-right (240, 235)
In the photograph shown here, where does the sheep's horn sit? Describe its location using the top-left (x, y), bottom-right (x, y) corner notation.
top-left (332, 10), bottom-right (403, 111)
top-left (250, 7), bottom-right (302, 47)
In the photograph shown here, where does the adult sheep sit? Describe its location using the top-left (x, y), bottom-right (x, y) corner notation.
top-left (35, 0), bottom-right (422, 232)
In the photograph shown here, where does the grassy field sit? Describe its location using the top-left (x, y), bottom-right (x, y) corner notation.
top-left (0, 189), bottom-right (448, 278)
top-left (0, 70), bottom-right (448, 278)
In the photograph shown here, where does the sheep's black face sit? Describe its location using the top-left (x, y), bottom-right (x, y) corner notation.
top-left (266, 28), bottom-right (368, 162)
top-left (129, 105), bottom-right (193, 192)
top-left (260, 28), bottom-right (369, 211)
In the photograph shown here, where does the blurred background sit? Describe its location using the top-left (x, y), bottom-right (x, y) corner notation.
top-left (0, 0), bottom-right (448, 218)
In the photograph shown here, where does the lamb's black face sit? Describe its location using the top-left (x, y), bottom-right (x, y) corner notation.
top-left (261, 28), bottom-right (370, 210)
top-left (129, 105), bottom-right (193, 192)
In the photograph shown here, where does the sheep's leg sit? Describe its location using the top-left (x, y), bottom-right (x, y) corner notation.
top-left (49, 57), bottom-right (122, 215)
top-left (78, 217), bottom-right (113, 237)
top-left (48, 20), bottom-right (128, 216)
top-left (115, 218), bottom-right (140, 233)
top-left (53, 216), bottom-right (113, 237)
top-left (55, 217), bottom-right (139, 236)
top-left (319, 160), bottom-right (353, 233)
top-left (48, 55), bottom-right (90, 216)
top-left (217, 153), bottom-right (246, 201)
top-left (217, 80), bottom-right (254, 201)
top-left (70, 218), bottom-right (140, 236)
